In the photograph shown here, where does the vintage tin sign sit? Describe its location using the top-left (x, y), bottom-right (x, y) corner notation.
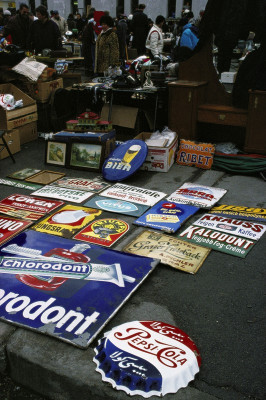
top-left (0, 206), bottom-right (44, 221)
top-left (176, 139), bottom-right (215, 169)
top-left (102, 140), bottom-right (148, 181)
top-left (193, 214), bottom-right (266, 241)
top-left (0, 178), bottom-right (42, 191)
top-left (0, 230), bottom-right (159, 348)
top-left (94, 321), bottom-right (201, 398)
top-left (134, 201), bottom-right (199, 233)
top-left (123, 230), bottom-right (210, 274)
top-left (100, 183), bottom-right (166, 206)
top-left (167, 183), bottom-right (227, 208)
top-left (84, 195), bottom-right (149, 217)
top-left (179, 224), bottom-right (256, 258)
top-left (52, 177), bottom-right (110, 193)
top-left (74, 218), bottom-right (129, 247)
top-left (210, 204), bottom-right (266, 223)
top-left (0, 216), bottom-right (32, 245)
top-left (0, 194), bottom-right (64, 215)
top-left (31, 185), bottom-right (94, 203)
top-left (31, 205), bottom-right (103, 238)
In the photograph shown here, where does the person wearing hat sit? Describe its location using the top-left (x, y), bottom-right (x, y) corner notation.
top-left (0, 3), bottom-right (33, 49)
top-left (95, 15), bottom-right (119, 74)
top-left (3, 10), bottom-right (11, 26)
top-left (51, 10), bottom-right (68, 36)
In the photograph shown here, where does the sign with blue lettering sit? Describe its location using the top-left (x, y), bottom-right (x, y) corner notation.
top-left (134, 201), bottom-right (199, 233)
top-left (84, 195), bottom-right (149, 217)
top-left (102, 140), bottom-right (148, 181)
top-left (0, 230), bottom-right (158, 348)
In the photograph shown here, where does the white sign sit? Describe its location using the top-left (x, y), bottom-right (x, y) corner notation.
top-left (167, 182), bottom-right (227, 208)
top-left (31, 186), bottom-right (94, 203)
top-left (52, 177), bottom-right (110, 193)
top-left (100, 183), bottom-right (166, 206)
top-left (193, 214), bottom-right (266, 241)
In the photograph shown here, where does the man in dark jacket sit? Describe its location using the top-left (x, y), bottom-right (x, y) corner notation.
top-left (29, 5), bottom-right (62, 54)
top-left (1, 3), bottom-right (33, 49)
top-left (131, 4), bottom-right (149, 55)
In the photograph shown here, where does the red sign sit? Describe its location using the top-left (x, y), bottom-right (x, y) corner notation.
top-left (0, 194), bottom-right (64, 214)
top-left (0, 216), bottom-right (32, 245)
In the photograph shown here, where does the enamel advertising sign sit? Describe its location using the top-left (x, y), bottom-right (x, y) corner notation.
top-left (0, 216), bottom-right (32, 245)
top-left (74, 218), bottom-right (129, 247)
top-left (193, 214), bottom-right (266, 241)
top-left (0, 178), bottom-right (42, 191)
top-left (52, 177), bottom-right (110, 193)
top-left (100, 183), bottom-right (166, 206)
top-left (176, 139), bottom-right (215, 169)
top-left (31, 205), bottom-right (102, 238)
top-left (134, 201), bottom-right (199, 233)
top-left (0, 194), bottom-right (64, 221)
top-left (123, 230), bottom-right (210, 274)
top-left (31, 185), bottom-right (94, 203)
top-left (84, 195), bottom-right (149, 217)
top-left (0, 230), bottom-right (159, 348)
top-left (209, 204), bottom-right (266, 223)
top-left (179, 224), bottom-right (256, 258)
top-left (167, 183), bottom-right (227, 209)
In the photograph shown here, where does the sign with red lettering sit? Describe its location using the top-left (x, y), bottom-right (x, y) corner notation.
top-left (52, 177), bottom-right (110, 193)
top-left (167, 183), bottom-right (227, 208)
top-left (0, 216), bottom-right (32, 245)
top-left (94, 320), bottom-right (201, 397)
top-left (193, 214), bottom-right (266, 241)
top-left (176, 139), bottom-right (215, 169)
top-left (179, 224), bottom-right (256, 257)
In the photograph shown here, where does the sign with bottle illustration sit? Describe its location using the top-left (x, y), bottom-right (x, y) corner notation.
top-left (102, 140), bottom-right (148, 181)
top-left (0, 230), bottom-right (159, 347)
top-left (31, 205), bottom-right (103, 238)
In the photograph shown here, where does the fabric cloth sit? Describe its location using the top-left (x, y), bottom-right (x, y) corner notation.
top-left (180, 23), bottom-right (199, 50)
top-left (51, 16), bottom-right (68, 35)
top-left (95, 28), bottom-right (119, 74)
top-left (3, 14), bottom-right (33, 49)
top-left (29, 19), bottom-right (62, 54)
top-left (145, 24), bottom-right (164, 57)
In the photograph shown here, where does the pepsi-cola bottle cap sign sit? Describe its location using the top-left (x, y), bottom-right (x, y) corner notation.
top-left (102, 140), bottom-right (148, 182)
top-left (94, 320), bottom-right (201, 398)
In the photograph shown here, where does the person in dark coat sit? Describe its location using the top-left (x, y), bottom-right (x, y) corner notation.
top-left (131, 4), bottom-right (149, 55)
top-left (116, 14), bottom-right (128, 63)
top-left (1, 3), bottom-right (33, 49)
top-left (67, 14), bottom-right (76, 31)
top-left (29, 5), bottom-right (62, 54)
top-left (82, 13), bottom-right (96, 77)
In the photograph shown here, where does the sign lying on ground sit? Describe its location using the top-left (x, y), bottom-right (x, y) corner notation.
top-left (84, 195), bottom-right (149, 217)
top-left (0, 216), bottom-right (32, 245)
top-left (176, 139), bottom-right (215, 169)
top-left (31, 205), bottom-right (102, 238)
top-left (179, 224), bottom-right (256, 258)
top-left (0, 230), bottom-right (159, 348)
top-left (193, 214), bottom-right (266, 241)
top-left (209, 204), bottom-right (266, 223)
top-left (167, 183), bottom-right (227, 208)
top-left (0, 194), bottom-right (64, 221)
top-left (0, 178), bottom-right (42, 191)
top-left (123, 230), bottom-right (210, 274)
top-left (52, 177), bottom-right (110, 193)
top-left (134, 201), bottom-right (199, 233)
top-left (100, 183), bottom-right (166, 206)
top-left (31, 185), bottom-right (94, 203)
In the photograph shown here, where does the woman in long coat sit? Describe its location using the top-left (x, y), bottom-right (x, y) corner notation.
top-left (95, 15), bottom-right (120, 74)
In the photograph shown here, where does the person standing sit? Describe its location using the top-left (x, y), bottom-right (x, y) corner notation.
top-left (82, 13), bottom-right (96, 77)
top-left (116, 14), bottom-right (128, 63)
top-left (95, 15), bottom-right (119, 75)
top-left (1, 3), bottom-right (33, 49)
top-left (145, 15), bottom-right (165, 59)
top-left (51, 10), bottom-right (68, 36)
top-left (131, 4), bottom-right (149, 55)
top-left (29, 5), bottom-right (62, 54)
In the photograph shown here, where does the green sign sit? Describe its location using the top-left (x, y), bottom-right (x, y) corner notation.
top-left (0, 178), bottom-right (42, 191)
top-left (178, 225), bottom-right (256, 258)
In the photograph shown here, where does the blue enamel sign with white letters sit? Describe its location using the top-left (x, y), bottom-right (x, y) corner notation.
top-left (84, 195), bottom-right (149, 217)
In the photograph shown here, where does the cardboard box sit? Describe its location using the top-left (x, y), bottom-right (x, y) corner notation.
top-left (134, 131), bottom-right (178, 172)
top-left (0, 130), bottom-right (20, 160)
top-left (18, 121), bottom-right (38, 144)
top-left (220, 72), bottom-right (237, 83)
top-left (35, 78), bottom-right (63, 102)
top-left (101, 104), bottom-right (138, 129)
top-left (0, 83), bottom-right (37, 130)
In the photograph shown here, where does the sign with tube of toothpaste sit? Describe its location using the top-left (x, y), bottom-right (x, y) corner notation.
top-left (0, 230), bottom-right (159, 348)
top-left (31, 204), bottom-right (103, 238)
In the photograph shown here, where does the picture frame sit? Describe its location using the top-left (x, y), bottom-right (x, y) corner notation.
top-left (7, 168), bottom-right (41, 180)
top-left (25, 170), bottom-right (65, 185)
top-left (66, 140), bottom-right (105, 172)
top-left (45, 141), bottom-right (67, 166)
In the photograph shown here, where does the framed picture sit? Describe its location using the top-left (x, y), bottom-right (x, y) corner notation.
top-left (45, 141), bottom-right (67, 166)
top-left (67, 140), bottom-right (105, 172)
top-left (25, 170), bottom-right (65, 185)
top-left (8, 168), bottom-right (41, 180)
